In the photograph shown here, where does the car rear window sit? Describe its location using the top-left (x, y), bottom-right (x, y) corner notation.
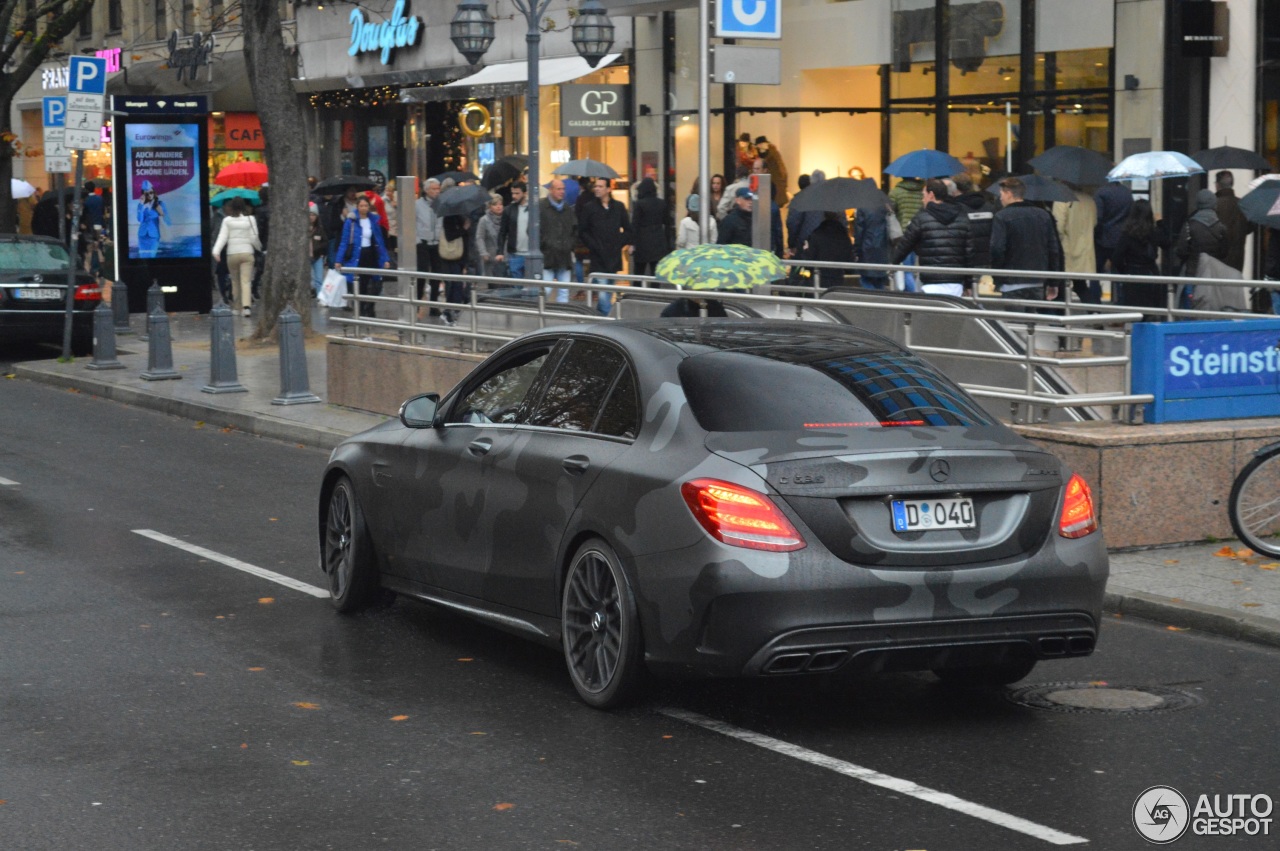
top-left (0, 242), bottom-right (71, 272)
top-left (679, 348), bottom-right (991, 432)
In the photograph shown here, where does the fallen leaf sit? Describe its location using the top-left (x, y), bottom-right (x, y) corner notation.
top-left (139, 624), bottom-right (151, 629)
top-left (193, 672), bottom-right (205, 677)
top-left (457, 657), bottom-right (474, 662)
top-left (1214, 546), bottom-right (1236, 557)
top-left (662, 735), bottom-right (673, 740)
top-left (493, 803), bottom-right (515, 811)
top-left (470, 731), bottom-right (487, 736)
top-left (247, 667), bottom-right (265, 672)
top-left (1237, 548), bottom-right (1254, 558)
top-left (1167, 626), bottom-right (1189, 631)
top-left (1164, 559), bottom-right (1180, 564)
top-left (291, 760), bottom-right (310, 766)
top-left (220, 427), bottom-right (234, 433)
top-left (240, 743), bottom-right (248, 749)
top-left (1242, 603), bottom-right (1262, 608)
top-left (258, 597), bottom-right (275, 605)
top-left (390, 715), bottom-right (409, 722)
top-left (555, 842), bottom-right (580, 846)
top-left (1233, 580), bottom-right (1245, 585)
top-left (293, 702), bottom-right (320, 710)
top-left (194, 422), bottom-right (205, 429)
top-left (1260, 563), bottom-right (1278, 571)
top-left (269, 517), bottom-right (278, 522)
top-left (215, 615), bottom-right (226, 620)
top-left (14, 571), bottom-right (24, 575)
top-left (1089, 680), bottom-right (1108, 686)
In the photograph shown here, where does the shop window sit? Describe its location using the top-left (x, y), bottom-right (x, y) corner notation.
top-left (1036, 48), bottom-right (1109, 91)
top-left (78, 6), bottom-right (92, 39)
top-left (108, 0), bottom-right (122, 33)
top-left (154, 0), bottom-right (166, 36)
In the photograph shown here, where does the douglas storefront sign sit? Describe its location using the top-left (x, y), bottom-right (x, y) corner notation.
top-left (349, 0), bottom-right (423, 65)
top-left (1132, 320), bottom-right (1280, 422)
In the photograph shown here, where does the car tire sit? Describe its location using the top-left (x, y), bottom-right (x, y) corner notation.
top-left (933, 657), bottom-right (1037, 687)
top-left (561, 539), bottom-right (645, 709)
top-left (322, 476), bottom-right (378, 613)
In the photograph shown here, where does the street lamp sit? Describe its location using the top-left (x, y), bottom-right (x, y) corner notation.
top-left (449, 0), bottom-right (615, 280)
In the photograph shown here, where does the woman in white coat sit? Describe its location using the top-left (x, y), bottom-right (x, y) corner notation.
top-left (211, 198), bottom-right (262, 316)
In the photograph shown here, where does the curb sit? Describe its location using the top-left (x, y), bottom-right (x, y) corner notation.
top-left (1105, 586), bottom-right (1280, 649)
top-left (12, 363), bottom-right (354, 452)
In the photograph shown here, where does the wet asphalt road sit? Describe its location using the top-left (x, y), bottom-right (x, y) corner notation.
top-left (1, 363), bottom-right (1278, 850)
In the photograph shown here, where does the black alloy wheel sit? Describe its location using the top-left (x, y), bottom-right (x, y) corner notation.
top-left (562, 539), bottom-right (644, 709)
top-left (323, 477), bottom-right (376, 612)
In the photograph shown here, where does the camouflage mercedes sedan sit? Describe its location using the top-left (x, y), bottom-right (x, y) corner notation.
top-left (318, 320), bottom-right (1107, 709)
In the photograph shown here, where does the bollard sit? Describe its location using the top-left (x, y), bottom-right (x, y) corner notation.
top-left (272, 305), bottom-right (320, 405)
top-left (139, 281), bottom-right (163, 342)
top-left (140, 306), bottom-right (181, 381)
top-left (86, 301), bottom-right (124, 370)
top-left (111, 280), bottom-right (130, 334)
top-left (201, 303), bottom-right (247, 394)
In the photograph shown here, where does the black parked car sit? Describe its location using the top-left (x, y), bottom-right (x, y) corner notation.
top-left (0, 234), bottom-right (100, 355)
top-left (318, 320), bottom-right (1108, 708)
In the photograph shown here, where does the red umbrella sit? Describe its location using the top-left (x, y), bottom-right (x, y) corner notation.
top-left (215, 161), bottom-right (268, 189)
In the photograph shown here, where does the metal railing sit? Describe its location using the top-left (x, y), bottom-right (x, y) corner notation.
top-left (325, 260), bottom-right (1280, 423)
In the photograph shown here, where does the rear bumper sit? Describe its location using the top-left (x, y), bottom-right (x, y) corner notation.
top-left (0, 308), bottom-right (95, 343)
top-left (630, 531), bottom-right (1108, 678)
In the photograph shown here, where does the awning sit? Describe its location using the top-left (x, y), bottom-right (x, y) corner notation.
top-left (105, 54), bottom-right (256, 112)
top-left (400, 53), bottom-right (621, 104)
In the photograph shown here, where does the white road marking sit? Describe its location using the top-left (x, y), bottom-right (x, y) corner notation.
top-left (132, 529), bottom-right (328, 599)
top-left (0, 476), bottom-right (19, 486)
top-left (659, 707), bottom-right (1089, 846)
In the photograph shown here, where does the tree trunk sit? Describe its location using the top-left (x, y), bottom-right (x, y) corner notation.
top-left (240, 0), bottom-right (311, 337)
top-left (0, 103), bottom-right (17, 233)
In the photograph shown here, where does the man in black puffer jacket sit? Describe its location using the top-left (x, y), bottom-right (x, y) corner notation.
top-left (891, 178), bottom-right (972, 296)
top-left (952, 172), bottom-right (997, 269)
top-left (991, 176), bottom-right (1064, 306)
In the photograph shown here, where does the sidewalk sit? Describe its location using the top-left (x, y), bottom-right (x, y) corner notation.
top-left (10, 308), bottom-right (1280, 650)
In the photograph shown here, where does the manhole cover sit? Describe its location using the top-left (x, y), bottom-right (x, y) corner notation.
top-left (1007, 682), bottom-right (1203, 714)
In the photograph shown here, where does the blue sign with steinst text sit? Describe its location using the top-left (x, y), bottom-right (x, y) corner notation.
top-left (1132, 320), bottom-right (1280, 422)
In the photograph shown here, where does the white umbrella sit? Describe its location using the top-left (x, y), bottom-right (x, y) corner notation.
top-left (1247, 173), bottom-right (1280, 192)
top-left (10, 178), bottom-right (37, 199)
top-left (1107, 151), bottom-right (1205, 182)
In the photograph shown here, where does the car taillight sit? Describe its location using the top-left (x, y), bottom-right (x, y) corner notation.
top-left (74, 283), bottom-right (102, 301)
top-left (680, 478), bottom-right (805, 552)
top-left (1059, 473), bottom-right (1098, 539)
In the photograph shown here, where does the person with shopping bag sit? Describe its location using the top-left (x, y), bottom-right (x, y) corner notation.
top-left (334, 197), bottom-right (391, 319)
top-left (211, 197), bottom-right (262, 317)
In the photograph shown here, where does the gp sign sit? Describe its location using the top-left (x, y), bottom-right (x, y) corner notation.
top-left (560, 85), bottom-right (630, 137)
top-left (716, 0), bottom-right (782, 40)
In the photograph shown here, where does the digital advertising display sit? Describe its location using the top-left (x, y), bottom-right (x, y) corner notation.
top-left (112, 96), bottom-right (212, 313)
top-left (123, 122), bottom-right (202, 259)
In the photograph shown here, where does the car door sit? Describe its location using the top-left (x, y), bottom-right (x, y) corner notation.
top-left (389, 340), bottom-right (564, 595)
top-left (477, 338), bottom-right (640, 616)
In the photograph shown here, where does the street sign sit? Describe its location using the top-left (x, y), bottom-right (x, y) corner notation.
top-left (715, 0), bottom-right (781, 40)
top-left (712, 45), bottom-right (781, 85)
top-left (64, 56), bottom-right (107, 150)
top-left (42, 96), bottom-right (70, 172)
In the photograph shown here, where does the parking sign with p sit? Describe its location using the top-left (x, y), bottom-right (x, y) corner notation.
top-left (715, 0), bottom-right (782, 39)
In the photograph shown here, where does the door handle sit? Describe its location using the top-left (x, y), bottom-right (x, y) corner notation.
top-left (468, 437), bottom-right (493, 456)
top-left (562, 455), bottom-right (590, 475)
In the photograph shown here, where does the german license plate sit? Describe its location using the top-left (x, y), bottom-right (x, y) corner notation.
top-left (16, 288), bottom-right (61, 300)
top-left (891, 497), bottom-right (975, 532)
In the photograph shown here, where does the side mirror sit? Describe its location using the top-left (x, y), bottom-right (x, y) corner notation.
top-left (399, 393), bottom-right (441, 428)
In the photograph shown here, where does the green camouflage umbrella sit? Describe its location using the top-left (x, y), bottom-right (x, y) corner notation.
top-left (654, 243), bottom-right (787, 291)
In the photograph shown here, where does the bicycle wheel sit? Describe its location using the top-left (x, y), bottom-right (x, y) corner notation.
top-left (1229, 448), bottom-right (1280, 558)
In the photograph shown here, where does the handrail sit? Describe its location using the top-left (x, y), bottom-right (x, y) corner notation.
top-left (327, 265), bottom-right (1159, 422)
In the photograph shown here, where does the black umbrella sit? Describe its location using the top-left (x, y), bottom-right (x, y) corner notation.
top-left (481, 155), bottom-right (528, 190)
top-left (1192, 146), bottom-right (1272, 172)
top-left (313, 175), bottom-right (376, 196)
top-left (986, 173), bottom-right (1077, 204)
top-left (435, 183), bottom-right (492, 218)
top-left (552, 158), bottom-right (618, 180)
top-left (1027, 146), bottom-right (1113, 186)
top-left (1239, 181), bottom-right (1280, 228)
top-left (431, 170), bottom-right (480, 185)
top-left (787, 178), bottom-right (888, 213)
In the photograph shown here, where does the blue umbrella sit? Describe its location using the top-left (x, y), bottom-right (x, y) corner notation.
top-left (211, 188), bottom-right (261, 207)
top-left (884, 149), bottom-right (968, 179)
